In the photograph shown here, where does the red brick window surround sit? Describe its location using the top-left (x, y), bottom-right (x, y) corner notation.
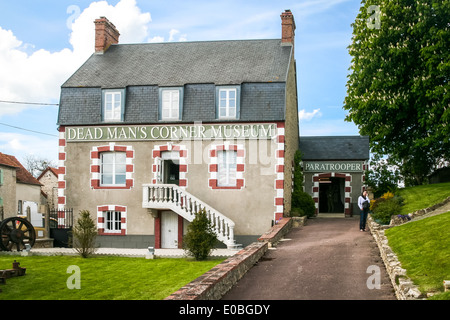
top-left (152, 144), bottom-right (188, 187)
top-left (209, 144), bottom-right (245, 189)
top-left (97, 205), bottom-right (127, 235)
top-left (91, 143), bottom-right (134, 189)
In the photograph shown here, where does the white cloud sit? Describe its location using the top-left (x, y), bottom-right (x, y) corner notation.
top-left (299, 108), bottom-right (322, 121)
top-left (0, 0), bottom-right (156, 163)
top-left (69, 0), bottom-right (151, 60)
top-left (0, 0), bottom-right (153, 118)
top-left (0, 132), bottom-right (57, 164)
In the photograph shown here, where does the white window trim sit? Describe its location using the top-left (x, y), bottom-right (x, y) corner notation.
top-left (103, 91), bottom-right (123, 122)
top-left (159, 87), bottom-right (183, 121)
top-left (161, 89), bottom-right (180, 120)
top-left (105, 210), bottom-right (122, 233)
top-left (218, 88), bottom-right (237, 119)
top-left (217, 150), bottom-right (237, 187)
top-left (100, 152), bottom-right (126, 187)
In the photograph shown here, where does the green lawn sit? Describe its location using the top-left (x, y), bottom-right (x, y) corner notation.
top-left (397, 182), bottom-right (450, 215)
top-left (385, 211), bottom-right (450, 300)
top-left (0, 255), bottom-right (223, 300)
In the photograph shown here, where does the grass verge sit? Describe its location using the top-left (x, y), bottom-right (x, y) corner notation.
top-left (385, 211), bottom-right (450, 300)
top-left (397, 182), bottom-right (450, 215)
top-left (0, 255), bottom-right (224, 300)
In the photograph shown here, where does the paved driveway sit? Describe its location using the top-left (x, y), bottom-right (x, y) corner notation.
top-left (222, 217), bottom-right (396, 300)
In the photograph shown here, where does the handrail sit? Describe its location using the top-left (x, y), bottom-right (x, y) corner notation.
top-left (142, 184), bottom-right (236, 247)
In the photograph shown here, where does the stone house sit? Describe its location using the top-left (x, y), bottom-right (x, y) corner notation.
top-left (57, 11), bottom-right (299, 249)
top-left (0, 152), bottom-right (43, 225)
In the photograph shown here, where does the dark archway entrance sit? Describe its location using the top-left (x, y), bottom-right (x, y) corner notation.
top-left (319, 177), bottom-right (345, 213)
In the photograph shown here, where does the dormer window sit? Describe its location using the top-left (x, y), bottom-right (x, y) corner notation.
top-left (159, 87), bottom-right (183, 121)
top-left (216, 86), bottom-right (240, 120)
top-left (102, 89), bottom-right (125, 122)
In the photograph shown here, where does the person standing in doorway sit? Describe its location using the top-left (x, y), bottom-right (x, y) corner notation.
top-left (358, 191), bottom-right (370, 231)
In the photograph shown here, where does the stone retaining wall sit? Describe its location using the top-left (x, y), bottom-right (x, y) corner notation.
top-left (368, 216), bottom-right (423, 300)
top-left (165, 217), bottom-right (299, 300)
top-left (389, 196), bottom-right (450, 227)
top-left (369, 197), bottom-right (450, 299)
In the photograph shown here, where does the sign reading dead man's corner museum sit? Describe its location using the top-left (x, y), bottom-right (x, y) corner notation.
top-left (66, 123), bottom-right (277, 142)
top-left (303, 161), bottom-right (364, 173)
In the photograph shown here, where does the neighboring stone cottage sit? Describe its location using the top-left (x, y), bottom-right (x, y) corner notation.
top-left (37, 167), bottom-right (60, 209)
top-left (0, 152), bottom-right (43, 224)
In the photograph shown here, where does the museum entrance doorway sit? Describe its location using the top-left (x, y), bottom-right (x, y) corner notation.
top-left (319, 177), bottom-right (345, 214)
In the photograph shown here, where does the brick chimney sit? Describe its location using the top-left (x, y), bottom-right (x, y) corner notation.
top-left (94, 16), bottom-right (120, 54)
top-left (281, 10), bottom-right (295, 47)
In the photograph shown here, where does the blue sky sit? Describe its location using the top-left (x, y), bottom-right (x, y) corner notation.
top-left (0, 0), bottom-right (362, 165)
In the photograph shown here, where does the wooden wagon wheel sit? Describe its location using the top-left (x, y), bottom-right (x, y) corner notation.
top-left (0, 217), bottom-right (36, 251)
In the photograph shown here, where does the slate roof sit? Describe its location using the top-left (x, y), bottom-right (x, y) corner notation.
top-left (299, 136), bottom-right (370, 161)
top-left (0, 152), bottom-right (42, 186)
top-left (62, 39), bottom-right (293, 88)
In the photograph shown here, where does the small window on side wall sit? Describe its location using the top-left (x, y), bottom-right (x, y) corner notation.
top-left (216, 86), bottom-right (240, 120)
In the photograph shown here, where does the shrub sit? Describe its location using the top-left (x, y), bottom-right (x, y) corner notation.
top-left (381, 191), bottom-right (394, 200)
top-left (371, 197), bottom-right (403, 225)
top-left (292, 191), bottom-right (316, 218)
top-left (183, 209), bottom-right (218, 260)
top-left (72, 210), bottom-right (98, 258)
top-left (291, 150), bottom-right (315, 218)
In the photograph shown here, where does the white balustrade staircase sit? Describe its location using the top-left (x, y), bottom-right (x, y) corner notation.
top-left (142, 184), bottom-right (239, 249)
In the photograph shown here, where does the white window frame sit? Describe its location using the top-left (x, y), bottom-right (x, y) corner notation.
top-left (105, 210), bottom-right (122, 233)
top-left (218, 88), bottom-right (237, 119)
top-left (159, 88), bottom-right (183, 121)
top-left (217, 150), bottom-right (237, 187)
top-left (103, 91), bottom-right (123, 122)
top-left (100, 152), bottom-right (126, 186)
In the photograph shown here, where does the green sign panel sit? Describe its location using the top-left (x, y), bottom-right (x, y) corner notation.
top-left (66, 123), bottom-right (276, 142)
top-left (303, 161), bottom-right (364, 173)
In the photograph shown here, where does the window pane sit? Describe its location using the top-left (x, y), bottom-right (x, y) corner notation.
top-left (171, 91), bottom-right (179, 104)
top-left (217, 151), bottom-right (237, 187)
top-left (104, 92), bottom-right (122, 121)
top-left (102, 174), bottom-right (113, 185)
top-left (115, 163), bottom-right (126, 173)
top-left (162, 90), bottom-right (180, 119)
top-left (228, 151), bottom-right (237, 164)
top-left (105, 211), bottom-right (121, 231)
top-left (102, 152), bottom-right (113, 162)
top-left (102, 164), bottom-right (113, 174)
top-left (115, 153), bottom-right (126, 164)
top-left (162, 91), bottom-right (170, 103)
top-left (229, 90), bottom-right (236, 99)
top-left (101, 152), bottom-right (127, 186)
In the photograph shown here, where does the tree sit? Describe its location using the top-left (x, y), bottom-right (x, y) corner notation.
top-left (291, 150), bottom-right (315, 217)
top-left (365, 155), bottom-right (401, 198)
top-left (23, 154), bottom-right (57, 178)
top-left (72, 210), bottom-right (98, 258)
top-left (183, 209), bottom-right (218, 260)
top-left (344, 0), bottom-right (450, 185)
